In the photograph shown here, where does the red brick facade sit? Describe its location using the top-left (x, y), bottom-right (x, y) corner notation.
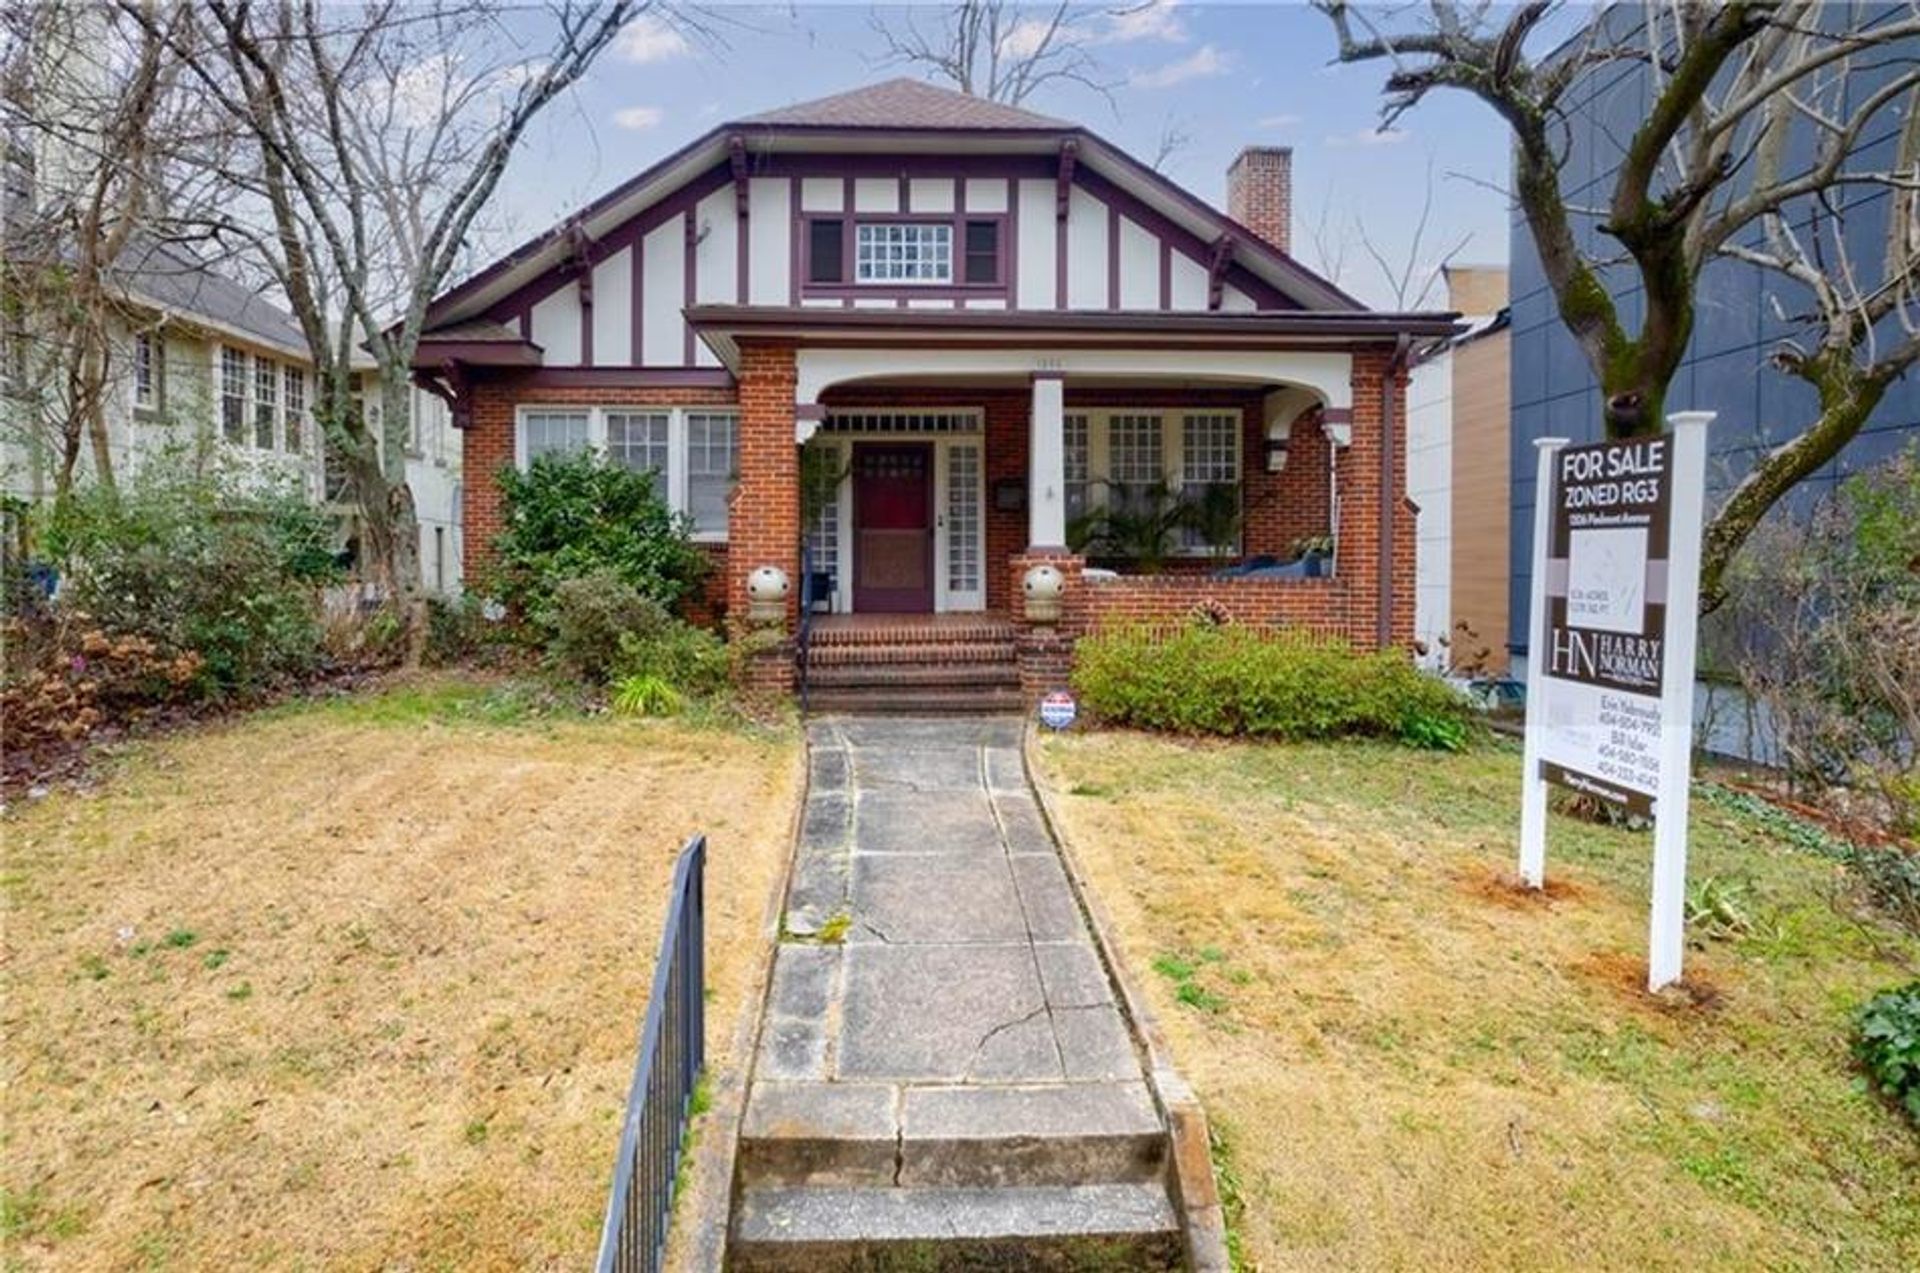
top-left (455, 345), bottom-right (1413, 690)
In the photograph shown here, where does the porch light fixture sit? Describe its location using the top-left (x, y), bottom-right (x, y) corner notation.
top-left (1264, 436), bottom-right (1290, 473)
top-left (746, 565), bottom-right (790, 626)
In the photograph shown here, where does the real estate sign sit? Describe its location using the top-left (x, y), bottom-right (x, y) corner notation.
top-left (1518, 412), bottom-right (1713, 990)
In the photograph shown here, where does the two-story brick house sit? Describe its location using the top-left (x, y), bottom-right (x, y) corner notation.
top-left (417, 79), bottom-right (1454, 705)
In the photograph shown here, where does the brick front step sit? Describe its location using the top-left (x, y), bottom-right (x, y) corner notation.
top-left (805, 661), bottom-right (1019, 689)
top-left (807, 618), bottom-right (1018, 648)
top-left (804, 640), bottom-right (1018, 668)
top-left (806, 686), bottom-right (1027, 715)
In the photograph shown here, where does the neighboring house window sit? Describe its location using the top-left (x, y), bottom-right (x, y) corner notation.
top-left (521, 408), bottom-right (591, 462)
top-left (253, 357), bottom-right (278, 449)
top-left (220, 347), bottom-right (248, 445)
top-left (685, 411), bottom-right (738, 537)
top-left (133, 333), bottom-right (158, 410)
top-left (856, 222), bottom-right (951, 283)
top-left (606, 410), bottom-right (671, 502)
top-left (515, 406), bottom-right (739, 541)
top-left (1106, 412), bottom-right (1164, 519)
top-left (283, 366), bottom-right (306, 453)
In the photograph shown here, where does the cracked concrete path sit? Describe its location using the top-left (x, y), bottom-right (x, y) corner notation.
top-left (748, 714), bottom-right (1156, 1127)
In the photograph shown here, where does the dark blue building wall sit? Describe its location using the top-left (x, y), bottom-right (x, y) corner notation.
top-left (1507, 6), bottom-right (1919, 654)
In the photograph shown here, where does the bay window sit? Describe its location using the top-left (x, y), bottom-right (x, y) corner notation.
top-left (516, 405), bottom-right (739, 540)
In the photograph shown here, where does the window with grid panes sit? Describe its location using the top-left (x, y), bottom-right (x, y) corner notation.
top-left (220, 347), bottom-right (248, 444)
top-left (283, 366), bottom-right (305, 453)
top-left (1180, 411), bottom-right (1241, 552)
top-left (134, 333), bottom-right (157, 408)
top-left (685, 412), bottom-right (737, 536)
top-left (522, 409), bottom-right (589, 462)
top-left (1106, 413), bottom-right (1164, 518)
top-left (606, 411), bottom-right (671, 502)
top-left (855, 222), bottom-right (951, 283)
top-left (253, 357), bottom-right (278, 448)
top-left (1063, 414), bottom-right (1090, 521)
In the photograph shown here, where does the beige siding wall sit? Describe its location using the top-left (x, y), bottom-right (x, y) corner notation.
top-left (1448, 328), bottom-right (1510, 673)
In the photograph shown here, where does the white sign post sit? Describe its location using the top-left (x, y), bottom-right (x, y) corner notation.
top-left (1517, 411), bottom-right (1713, 991)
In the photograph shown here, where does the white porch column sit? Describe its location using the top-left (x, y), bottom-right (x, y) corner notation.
top-left (1028, 372), bottom-right (1067, 549)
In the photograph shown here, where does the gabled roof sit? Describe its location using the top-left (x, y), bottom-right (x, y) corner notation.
top-left (117, 234), bottom-right (309, 359)
top-left (421, 79), bottom-right (1376, 332)
top-left (738, 77), bottom-right (1070, 131)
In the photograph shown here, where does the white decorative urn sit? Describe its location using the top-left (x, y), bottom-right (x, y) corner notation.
top-left (747, 565), bottom-right (791, 626)
top-left (1023, 563), bottom-right (1066, 624)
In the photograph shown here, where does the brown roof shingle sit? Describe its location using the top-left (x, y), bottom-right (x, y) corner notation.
top-left (737, 77), bottom-right (1069, 131)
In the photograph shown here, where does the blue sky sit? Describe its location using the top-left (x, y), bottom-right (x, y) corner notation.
top-left (493, 1), bottom-right (1527, 310)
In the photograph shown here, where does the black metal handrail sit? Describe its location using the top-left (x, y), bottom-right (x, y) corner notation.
top-left (595, 835), bottom-right (706, 1273)
top-left (797, 543), bottom-right (815, 714)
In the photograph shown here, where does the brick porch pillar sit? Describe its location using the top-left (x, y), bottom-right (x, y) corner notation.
top-left (1340, 349), bottom-right (1413, 651)
top-left (728, 341), bottom-right (799, 690)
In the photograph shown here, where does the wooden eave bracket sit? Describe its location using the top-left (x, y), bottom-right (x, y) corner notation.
top-left (729, 135), bottom-right (751, 218)
top-left (1056, 140), bottom-right (1079, 221)
top-left (413, 360), bottom-right (472, 430)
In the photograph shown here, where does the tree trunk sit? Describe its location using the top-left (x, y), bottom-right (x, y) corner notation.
top-left (1698, 355), bottom-right (1889, 612)
top-left (377, 370), bottom-right (428, 667)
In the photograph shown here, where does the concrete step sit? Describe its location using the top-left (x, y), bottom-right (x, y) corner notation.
top-left (805, 640), bottom-right (1018, 668)
top-left (806, 687), bottom-right (1028, 716)
top-left (740, 1081), bottom-right (1166, 1190)
top-left (807, 663), bottom-right (1021, 691)
top-left (730, 1182), bottom-right (1183, 1272)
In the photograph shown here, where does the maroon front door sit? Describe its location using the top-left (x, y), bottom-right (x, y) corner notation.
top-left (852, 443), bottom-right (934, 613)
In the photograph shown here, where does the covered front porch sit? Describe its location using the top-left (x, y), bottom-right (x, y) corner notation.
top-left (692, 306), bottom-right (1442, 695)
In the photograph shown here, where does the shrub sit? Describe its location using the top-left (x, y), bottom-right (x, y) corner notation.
top-left (1072, 621), bottom-right (1472, 744)
top-left (490, 453), bottom-right (709, 621)
top-left (36, 457), bottom-right (333, 697)
top-left (540, 568), bottom-right (676, 683)
top-left (539, 566), bottom-right (729, 697)
top-left (1854, 982), bottom-right (1920, 1125)
top-left (1714, 447), bottom-right (1920, 834)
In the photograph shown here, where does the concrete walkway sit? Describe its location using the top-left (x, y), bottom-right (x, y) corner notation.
top-left (731, 717), bottom-right (1179, 1268)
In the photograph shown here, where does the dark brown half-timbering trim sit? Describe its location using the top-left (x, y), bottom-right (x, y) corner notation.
top-left (1206, 235), bottom-right (1235, 312)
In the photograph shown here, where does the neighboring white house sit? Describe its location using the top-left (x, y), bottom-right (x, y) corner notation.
top-left (0, 234), bottom-right (464, 596)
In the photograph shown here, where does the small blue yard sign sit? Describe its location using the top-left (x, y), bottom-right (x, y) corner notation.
top-left (1039, 690), bottom-right (1077, 731)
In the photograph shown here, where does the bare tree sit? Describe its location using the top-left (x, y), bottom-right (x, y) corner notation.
top-left (1320, 0), bottom-right (1920, 609)
top-left (1301, 160), bottom-right (1471, 310)
top-left (869, 1), bottom-right (1117, 105)
top-left (1, 2), bottom-right (215, 498)
top-left (124, 0), bottom-right (647, 648)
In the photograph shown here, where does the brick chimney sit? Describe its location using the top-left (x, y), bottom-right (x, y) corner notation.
top-left (1226, 146), bottom-right (1292, 255)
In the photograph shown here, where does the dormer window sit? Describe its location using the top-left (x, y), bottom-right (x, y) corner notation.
top-left (803, 215), bottom-right (1004, 292)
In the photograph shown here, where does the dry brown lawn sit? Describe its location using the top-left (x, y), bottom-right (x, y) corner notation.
top-left (2, 677), bottom-right (800, 1270)
top-left (1035, 730), bottom-right (1920, 1272)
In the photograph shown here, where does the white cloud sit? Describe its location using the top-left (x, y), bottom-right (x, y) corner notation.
top-left (1102, 0), bottom-right (1186, 44)
top-left (1325, 127), bottom-right (1410, 148)
top-left (1129, 44), bottom-right (1226, 89)
top-left (998, 17), bottom-right (1059, 60)
top-left (615, 14), bottom-right (689, 64)
top-left (613, 105), bottom-right (665, 131)
top-left (1258, 113), bottom-right (1302, 129)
